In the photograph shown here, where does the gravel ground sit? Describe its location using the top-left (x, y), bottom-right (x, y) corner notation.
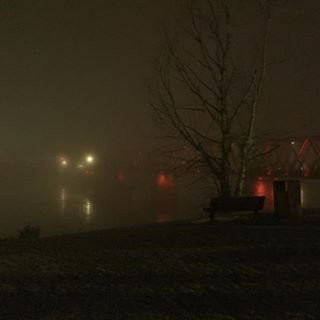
top-left (0, 217), bottom-right (319, 319)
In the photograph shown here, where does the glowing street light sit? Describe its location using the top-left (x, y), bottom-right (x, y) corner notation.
top-left (86, 155), bottom-right (94, 164)
top-left (59, 156), bottom-right (68, 167)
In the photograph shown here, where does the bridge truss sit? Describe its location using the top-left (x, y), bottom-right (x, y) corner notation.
top-left (254, 136), bottom-right (320, 179)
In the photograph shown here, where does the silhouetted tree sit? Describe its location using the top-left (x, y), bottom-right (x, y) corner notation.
top-left (150, 0), bottom-right (282, 197)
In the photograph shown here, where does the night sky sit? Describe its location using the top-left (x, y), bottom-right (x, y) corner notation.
top-left (0, 0), bottom-right (319, 160)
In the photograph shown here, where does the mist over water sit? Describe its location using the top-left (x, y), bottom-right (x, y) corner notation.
top-left (0, 165), bottom-right (198, 237)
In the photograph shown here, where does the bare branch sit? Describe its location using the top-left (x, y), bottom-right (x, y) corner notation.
top-left (149, 0), bottom-right (278, 197)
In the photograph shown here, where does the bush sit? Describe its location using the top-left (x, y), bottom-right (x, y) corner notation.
top-left (18, 225), bottom-right (41, 239)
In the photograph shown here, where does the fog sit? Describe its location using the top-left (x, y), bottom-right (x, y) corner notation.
top-left (0, 157), bottom-right (203, 237)
top-left (0, 0), bottom-right (319, 235)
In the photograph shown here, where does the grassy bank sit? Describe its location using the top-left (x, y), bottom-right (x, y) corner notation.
top-left (0, 219), bottom-right (320, 319)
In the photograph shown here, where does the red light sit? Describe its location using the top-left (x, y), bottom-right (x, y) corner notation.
top-left (157, 174), bottom-right (166, 186)
top-left (157, 173), bottom-right (175, 188)
top-left (255, 180), bottom-right (266, 196)
top-left (253, 179), bottom-right (274, 211)
top-left (118, 171), bottom-right (125, 182)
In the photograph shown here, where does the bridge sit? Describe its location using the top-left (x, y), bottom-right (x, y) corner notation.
top-left (254, 136), bottom-right (320, 179)
top-left (250, 136), bottom-right (320, 211)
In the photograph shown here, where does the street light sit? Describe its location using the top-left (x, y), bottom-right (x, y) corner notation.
top-left (86, 155), bottom-right (94, 164)
top-left (59, 156), bottom-right (68, 167)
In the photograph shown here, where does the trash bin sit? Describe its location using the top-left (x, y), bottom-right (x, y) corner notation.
top-left (273, 180), bottom-right (302, 218)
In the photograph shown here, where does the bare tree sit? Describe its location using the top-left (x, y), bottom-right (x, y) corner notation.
top-left (150, 0), bottom-right (280, 197)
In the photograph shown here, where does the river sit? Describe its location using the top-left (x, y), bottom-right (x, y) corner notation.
top-left (0, 169), bottom-right (198, 237)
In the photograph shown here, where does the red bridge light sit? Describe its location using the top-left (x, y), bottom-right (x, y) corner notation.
top-left (157, 173), bottom-right (175, 188)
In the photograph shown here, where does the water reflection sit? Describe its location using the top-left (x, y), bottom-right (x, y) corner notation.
top-left (60, 187), bottom-right (66, 213)
top-left (59, 187), bottom-right (95, 222)
top-left (84, 198), bottom-right (92, 221)
top-left (0, 179), bottom-right (186, 237)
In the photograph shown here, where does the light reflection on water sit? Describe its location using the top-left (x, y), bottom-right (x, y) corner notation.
top-left (0, 181), bottom-right (185, 237)
top-left (60, 187), bottom-right (66, 212)
top-left (84, 198), bottom-right (92, 220)
top-left (59, 188), bottom-right (94, 221)
top-left (54, 185), bottom-right (180, 235)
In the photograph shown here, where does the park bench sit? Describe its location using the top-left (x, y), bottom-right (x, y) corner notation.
top-left (204, 196), bottom-right (266, 223)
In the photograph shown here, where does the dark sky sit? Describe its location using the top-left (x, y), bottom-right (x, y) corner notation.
top-left (0, 0), bottom-right (319, 160)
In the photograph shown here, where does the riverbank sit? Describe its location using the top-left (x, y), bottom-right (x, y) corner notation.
top-left (0, 219), bottom-right (320, 319)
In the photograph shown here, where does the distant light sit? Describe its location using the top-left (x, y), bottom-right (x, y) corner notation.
top-left (291, 141), bottom-right (295, 145)
top-left (255, 180), bottom-right (266, 196)
top-left (157, 173), bottom-right (175, 188)
top-left (59, 156), bottom-right (68, 167)
top-left (78, 164), bottom-right (84, 169)
top-left (86, 155), bottom-right (94, 163)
